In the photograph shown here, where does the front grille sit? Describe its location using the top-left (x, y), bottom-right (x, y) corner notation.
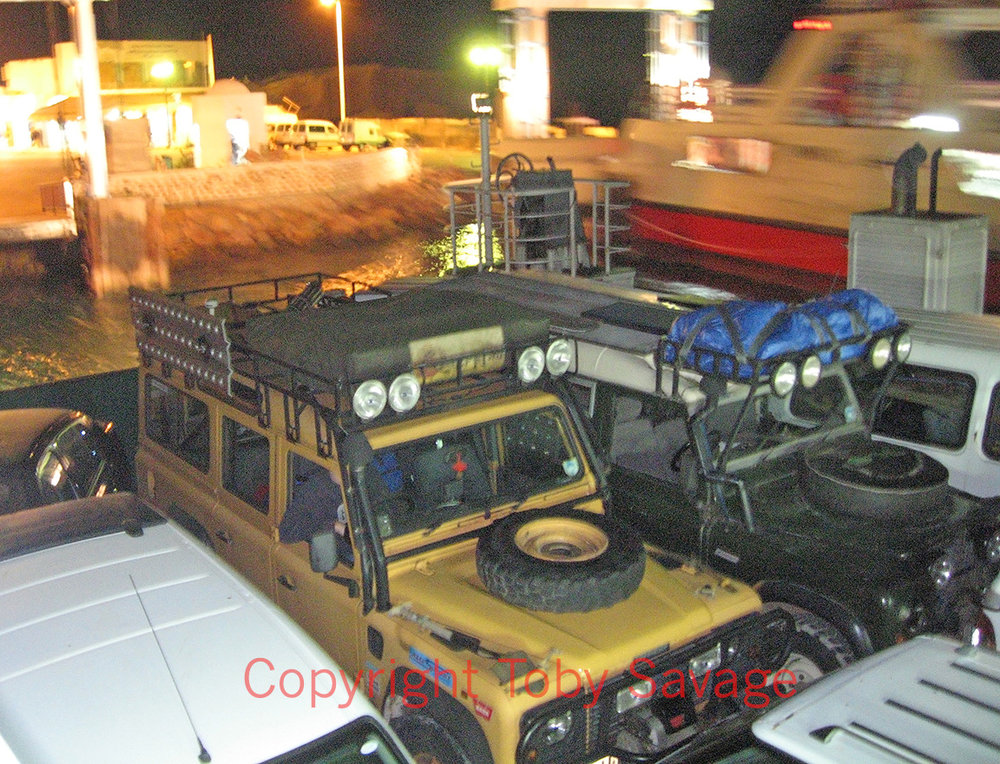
top-left (517, 612), bottom-right (776, 763)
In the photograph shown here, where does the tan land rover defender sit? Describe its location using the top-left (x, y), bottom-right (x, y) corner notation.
top-left (129, 274), bottom-right (790, 764)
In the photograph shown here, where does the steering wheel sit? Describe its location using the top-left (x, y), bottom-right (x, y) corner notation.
top-left (494, 152), bottom-right (534, 191)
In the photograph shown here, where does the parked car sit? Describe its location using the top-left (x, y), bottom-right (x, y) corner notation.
top-left (128, 273), bottom-right (792, 764)
top-left (0, 407), bottom-right (127, 514)
top-left (0, 492), bottom-right (413, 763)
top-left (863, 307), bottom-right (1000, 499)
top-left (740, 634), bottom-right (1000, 764)
top-left (422, 272), bottom-right (1000, 681)
top-left (275, 119), bottom-right (341, 150)
top-left (339, 118), bottom-right (390, 150)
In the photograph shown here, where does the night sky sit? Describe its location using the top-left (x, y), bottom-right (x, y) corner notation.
top-left (0, 0), bottom-right (820, 125)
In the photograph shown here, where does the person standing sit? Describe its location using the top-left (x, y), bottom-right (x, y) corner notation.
top-left (225, 110), bottom-right (250, 165)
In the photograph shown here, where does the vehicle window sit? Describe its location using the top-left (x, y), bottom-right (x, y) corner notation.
top-left (793, 34), bottom-right (917, 127)
top-left (35, 419), bottom-right (110, 504)
top-left (222, 416), bottom-right (270, 513)
top-left (364, 406), bottom-right (582, 539)
top-left (280, 452), bottom-right (353, 564)
top-left (787, 374), bottom-right (854, 426)
top-left (144, 378), bottom-right (210, 472)
top-left (983, 383), bottom-right (1000, 461)
top-left (608, 390), bottom-right (688, 481)
top-left (309, 125), bottom-right (323, 134)
top-left (959, 32), bottom-right (1000, 81)
top-left (872, 365), bottom-right (974, 450)
top-left (264, 716), bottom-right (409, 764)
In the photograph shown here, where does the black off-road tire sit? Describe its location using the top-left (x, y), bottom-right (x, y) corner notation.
top-left (803, 438), bottom-right (948, 518)
top-left (476, 508), bottom-right (645, 613)
top-left (391, 714), bottom-right (474, 764)
top-left (766, 604), bottom-right (855, 689)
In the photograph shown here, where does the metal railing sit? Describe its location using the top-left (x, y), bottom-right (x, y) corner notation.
top-left (443, 175), bottom-right (631, 276)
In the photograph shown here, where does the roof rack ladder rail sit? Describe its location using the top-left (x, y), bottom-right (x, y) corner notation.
top-left (283, 393), bottom-right (303, 443)
top-left (314, 407), bottom-right (335, 458)
top-left (248, 355), bottom-right (273, 428)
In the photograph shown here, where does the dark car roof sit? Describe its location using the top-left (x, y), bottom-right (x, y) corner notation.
top-left (0, 408), bottom-right (78, 463)
top-left (0, 492), bottom-right (164, 562)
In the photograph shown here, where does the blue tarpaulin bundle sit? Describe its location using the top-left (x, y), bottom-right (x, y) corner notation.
top-left (663, 289), bottom-right (899, 378)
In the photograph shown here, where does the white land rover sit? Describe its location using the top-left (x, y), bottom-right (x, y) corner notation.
top-left (0, 492), bottom-right (412, 764)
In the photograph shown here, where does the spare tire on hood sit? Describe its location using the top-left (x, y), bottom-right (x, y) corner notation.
top-left (476, 508), bottom-right (645, 613)
top-left (803, 437), bottom-right (949, 519)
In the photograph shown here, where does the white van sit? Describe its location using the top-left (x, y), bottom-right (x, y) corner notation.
top-left (869, 307), bottom-right (1000, 498)
top-left (0, 493), bottom-right (413, 764)
top-left (339, 118), bottom-right (389, 150)
top-left (276, 119), bottom-right (341, 150)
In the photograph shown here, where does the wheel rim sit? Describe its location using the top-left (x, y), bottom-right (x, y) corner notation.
top-left (779, 652), bottom-right (825, 686)
top-left (514, 517), bottom-right (609, 562)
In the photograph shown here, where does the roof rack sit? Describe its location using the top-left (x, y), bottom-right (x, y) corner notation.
top-left (130, 278), bottom-right (559, 446)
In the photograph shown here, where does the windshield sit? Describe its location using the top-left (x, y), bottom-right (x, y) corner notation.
top-left (702, 371), bottom-right (863, 469)
top-left (263, 716), bottom-right (409, 763)
top-left (36, 418), bottom-right (114, 504)
top-left (361, 406), bottom-right (584, 539)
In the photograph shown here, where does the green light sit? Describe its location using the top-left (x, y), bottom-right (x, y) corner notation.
top-left (469, 46), bottom-right (502, 68)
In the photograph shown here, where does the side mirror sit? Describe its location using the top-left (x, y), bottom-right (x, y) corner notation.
top-left (309, 527), bottom-right (339, 573)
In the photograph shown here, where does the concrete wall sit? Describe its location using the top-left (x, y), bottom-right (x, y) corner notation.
top-left (88, 147), bottom-right (420, 295)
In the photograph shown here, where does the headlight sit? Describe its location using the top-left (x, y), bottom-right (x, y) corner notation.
top-left (388, 373), bottom-right (421, 413)
top-left (352, 380), bottom-right (387, 420)
top-left (616, 677), bottom-right (654, 713)
top-left (870, 337), bottom-right (892, 369)
top-left (984, 530), bottom-right (1000, 564)
top-left (688, 643), bottom-right (722, 677)
top-left (542, 709), bottom-right (573, 745)
top-left (546, 339), bottom-right (573, 376)
top-left (518, 346), bottom-right (545, 383)
top-left (770, 361), bottom-right (797, 397)
top-left (799, 355), bottom-right (822, 389)
top-left (929, 556), bottom-right (953, 589)
top-left (894, 331), bottom-right (912, 363)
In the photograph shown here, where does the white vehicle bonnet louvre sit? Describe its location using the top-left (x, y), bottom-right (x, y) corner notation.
top-left (752, 635), bottom-right (1000, 764)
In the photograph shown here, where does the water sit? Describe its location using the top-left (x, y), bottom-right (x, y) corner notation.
top-left (0, 232), bottom-right (442, 390)
top-left (0, 228), bottom-right (824, 392)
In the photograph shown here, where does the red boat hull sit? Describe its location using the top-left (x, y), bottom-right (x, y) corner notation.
top-left (631, 204), bottom-right (1000, 314)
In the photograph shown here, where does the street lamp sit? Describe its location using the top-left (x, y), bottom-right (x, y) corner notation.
top-left (469, 46), bottom-right (503, 268)
top-left (320, 0), bottom-right (347, 125)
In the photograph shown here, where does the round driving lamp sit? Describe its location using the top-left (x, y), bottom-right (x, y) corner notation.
top-left (870, 337), bottom-right (893, 370)
top-left (929, 557), bottom-right (953, 590)
top-left (984, 530), bottom-right (1000, 564)
top-left (543, 709), bottom-right (573, 745)
top-left (799, 354), bottom-right (822, 389)
top-left (546, 338), bottom-right (573, 376)
top-left (352, 379), bottom-right (387, 420)
top-left (518, 346), bottom-right (546, 383)
top-left (388, 373), bottom-right (421, 413)
top-left (770, 360), bottom-right (797, 397)
top-left (894, 331), bottom-right (912, 363)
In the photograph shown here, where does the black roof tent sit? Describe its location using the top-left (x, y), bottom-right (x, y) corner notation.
top-left (240, 288), bottom-right (552, 383)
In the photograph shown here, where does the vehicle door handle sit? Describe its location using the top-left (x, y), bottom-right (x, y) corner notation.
top-left (277, 574), bottom-right (297, 592)
top-left (214, 529), bottom-right (232, 545)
